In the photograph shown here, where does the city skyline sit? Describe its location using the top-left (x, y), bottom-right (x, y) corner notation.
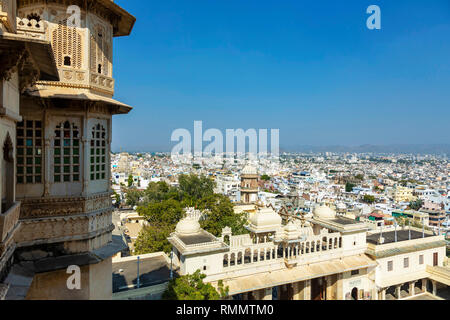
top-left (112, 0), bottom-right (450, 152)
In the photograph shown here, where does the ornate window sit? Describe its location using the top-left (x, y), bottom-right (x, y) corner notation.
top-left (16, 120), bottom-right (43, 184)
top-left (90, 124), bottom-right (106, 180)
top-left (54, 121), bottom-right (80, 183)
top-left (90, 25), bottom-right (111, 76)
top-left (51, 20), bottom-right (82, 69)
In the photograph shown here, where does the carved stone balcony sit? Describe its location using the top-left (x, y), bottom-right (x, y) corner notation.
top-left (0, 0), bottom-right (17, 33)
top-left (38, 68), bottom-right (115, 96)
top-left (16, 17), bottom-right (45, 40)
top-left (0, 202), bottom-right (20, 243)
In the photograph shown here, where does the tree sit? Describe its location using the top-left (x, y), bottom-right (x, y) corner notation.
top-left (362, 195), bottom-right (375, 204)
top-left (113, 190), bottom-right (121, 206)
top-left (143, 181), bottom-right (181, 204)
top-left (260, 174), bottom-right (270, 181)
top-left (197, 194), bottom-right (248, 237)
top-left (162, 270), bottom-right (228, 300)
top-left (178, 174), bottom-right (215, 205)
top-left (137, 199), bottom-right (184, 226)
top-left (134, 225), bottom-right (174, 255)
top-left (345, 182), bottom-right (355, 193)
top-left (127, 174), bottom-right (134, 187)
top-left (125, 188), bottom-right (144, 207)
top-left (409, 199), bottom-right (423, 211)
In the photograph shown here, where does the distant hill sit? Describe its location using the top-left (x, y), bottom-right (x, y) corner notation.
top-left (281, 144), bottom-right (450, 155)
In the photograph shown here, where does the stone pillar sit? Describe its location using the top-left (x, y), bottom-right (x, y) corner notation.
top-left (304, 279), bottom-right (311, 300)
top-left (381, 288), bottom-right (386, 300)
top-left (395, 285), bottom-right (401, 300)
top-left (107, 117), bottom-right (112, 193)
top-left (431, 280), bottom-right (437, 296)
top-left (409, 282), bottom-right (415, 297)
top-left (422, 279), bottom-right (427, 293)
top-left (43, 108), bottom-right (51, 197)
top-left (326, 276), bottom-right (334, 300)
top-left (292, 282), bottom-right (301, 300)
top-left (262, 287), bottom-right (272, 300)
top-left (336, 273), bottom-right (344, 300)
top-left (242, 292), bottom-right (248, 300)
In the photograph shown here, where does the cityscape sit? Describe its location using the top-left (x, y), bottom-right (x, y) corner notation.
top-left (0, 0), bottom-right (449, 308)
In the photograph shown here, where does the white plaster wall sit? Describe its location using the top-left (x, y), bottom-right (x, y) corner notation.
top-left (341, 268), bottom-right (374, 300)
top-left (184, 252), bottom-right (224, 276)
top-left (375, 246), bottom-right (446, 287)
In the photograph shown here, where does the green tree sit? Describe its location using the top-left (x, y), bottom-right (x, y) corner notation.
top-left (134, 225), bottom-right (173, 255)
top-left (137, 199), bottom-right (184, 226)
top-left (362, 195), bottom-right (375, 204)
top-left (127, 174), bottom-right (134, 187)
top-left (162, 270), bottom-right (228, 300)
top-left (178, 174), bottom-right (215, 205)
top-left (345, 182), bottom-right (355, 193)
top-left (409, 199), bottom-right (423, 211)
top-left (260, 174), bottom-right (271, 181)
top-left (125, 188), bottom-right (144, 207)
top-left (197, 194), bottom-right (248, 237)
top-left (143, 181), bottom-right (181, 204)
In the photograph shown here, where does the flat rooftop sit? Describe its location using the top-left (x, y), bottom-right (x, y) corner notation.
top-left (367, 230), bottom-right (433, 245)
top-left (112, 255), bottom-right (171, 293)
top-left (330, 217), bottom-right (362, 225)
top-left (178, 230), bottom-right (216, 245)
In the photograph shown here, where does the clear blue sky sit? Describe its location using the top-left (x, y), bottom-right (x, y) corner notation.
top-left (111, 0), bottom-right (450, 152)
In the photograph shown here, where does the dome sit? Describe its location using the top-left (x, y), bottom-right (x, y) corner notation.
top-left (314, 205), bottom-right (336, 220)
top-left (242, 164), bottom-right (258, 175)
top-left (248, 207), bottom-right (282, 231)
top-left (175, 217), bottom-right (201, 235)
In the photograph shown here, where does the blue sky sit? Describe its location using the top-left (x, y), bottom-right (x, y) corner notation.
top-left (111, 0), bottom-right (450, 152)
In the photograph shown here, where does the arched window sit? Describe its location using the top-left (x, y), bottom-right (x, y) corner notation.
top-left (90, 124), bottom-right (106, 180)
top-left (54, 121), bottom-right (80, 182)
top-left (64, 56), bottom-right (71, 66)
top-left (16, 120), bottom-right (43, 184)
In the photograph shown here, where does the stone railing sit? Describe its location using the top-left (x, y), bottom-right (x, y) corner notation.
top-left (223, 234), bottom-right (343, 271)
top-left (16, 17), bottom-right (45, 40)
top-left (40, 68), bottom-right (115, 95)
top-left (0, 0), bottom-right (16, 33)
top-left (0, 202), bottom-right (20, 242)
top-left (89, 72), bottom-right (115, 95)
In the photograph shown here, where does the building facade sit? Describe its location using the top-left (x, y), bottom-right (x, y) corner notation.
top-left (1, 0), bottom-right (135, 300)
top-left (168, 204), bottom-right (449, 300)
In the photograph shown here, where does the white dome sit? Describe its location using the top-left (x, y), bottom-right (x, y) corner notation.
top-left (314, 205), bottom-right (336, 220)
top-left (175, 217), bottom-right (201, 235)
top-left (242, 164), bottom-right (257, 175)
top-left (249, 207), bottom-right (282, 231)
